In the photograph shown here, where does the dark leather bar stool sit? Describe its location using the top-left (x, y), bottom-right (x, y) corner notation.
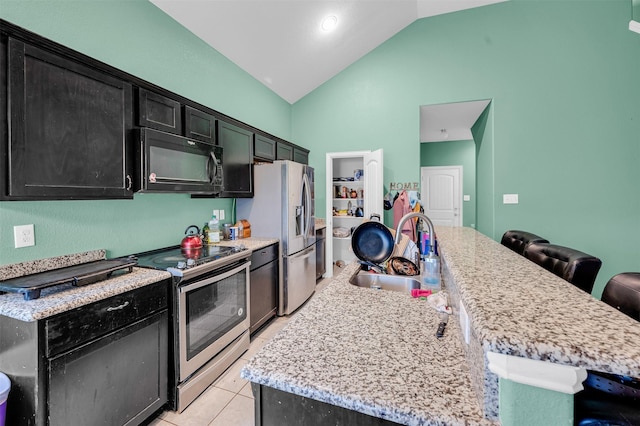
top-left (500, 230), bottom-right (549, 256)
top-left (575, 273), bottom-right (640, 425)
top-left (524, 243), bottom-right (602, 294)
top-left (601, 272), bottom-right (640, 321)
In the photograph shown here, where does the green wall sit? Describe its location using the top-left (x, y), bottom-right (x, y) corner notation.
top-left (420, 140), bottom-right (476, 228)
top-left (2, 0), bottom-right (639, 301)
top-left (292, 0), bottom-right (640, 299)
top-left (0, 0), bottom-right (292, 264)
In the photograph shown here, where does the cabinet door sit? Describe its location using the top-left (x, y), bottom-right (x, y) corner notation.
top-left (6, 39), bottom-right (134, 200)
top-left (137, 88), bottom-right (182, 135)
top-left (254, 134), bottom-right (276, 161)
top-left (250, 258), bottom-right (278, 334)
top-left (48, 310), bottom-right (168, 426)
top-left (276, 141), bottom-right (293, 161)
top-left (184, 105), bottom-right (215, 144)
top-left (293, 148), bottom-right (309, 164)
top-left (218, 120), bottom-right (254, 197)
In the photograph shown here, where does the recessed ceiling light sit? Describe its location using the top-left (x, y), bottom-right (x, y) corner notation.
top-left (321, 15), bottom-right (338, 32)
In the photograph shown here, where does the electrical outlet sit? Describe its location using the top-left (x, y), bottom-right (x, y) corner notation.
top-left (14, 224), bottom-right (35, 248)
top-left (503, 193), bottom-right (519, 204)
top-left (459, 300), bottom-right (470, 345)
top-left (213, 209), bottom-right (220, 219)
top-left (219, 210), bottom-right (225, 220)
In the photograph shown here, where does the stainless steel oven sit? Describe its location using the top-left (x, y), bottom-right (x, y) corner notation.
top-left (133, 245), bottom-right (250, 412)
top-left (178, 260), bottom-right (249, 383)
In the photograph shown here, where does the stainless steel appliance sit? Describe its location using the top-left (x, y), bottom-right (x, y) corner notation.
top-left (134, 244), bottom-right (250, 412)
top-left (237, 160), bottom-right (315, 315)
top-left (135, 128), bottom-right (223, 194)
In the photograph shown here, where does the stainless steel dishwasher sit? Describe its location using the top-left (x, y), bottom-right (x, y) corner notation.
top-left (315, 227), bottom-right (326, 280)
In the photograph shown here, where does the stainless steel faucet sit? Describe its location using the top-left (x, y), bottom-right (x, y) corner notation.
top-left (394, 212), bottom-right (436, 255)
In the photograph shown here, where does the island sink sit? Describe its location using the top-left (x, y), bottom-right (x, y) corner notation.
top-left (349, 271), bottom-right (420, 293)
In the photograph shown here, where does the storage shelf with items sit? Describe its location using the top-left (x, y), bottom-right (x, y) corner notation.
top-left (326, 151), bottom-right (383, 276)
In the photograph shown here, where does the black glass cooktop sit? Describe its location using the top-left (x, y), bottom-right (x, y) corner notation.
top-left (134, 245), bottom-right (247, 272)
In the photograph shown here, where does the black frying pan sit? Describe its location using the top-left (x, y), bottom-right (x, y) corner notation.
top-left (351, 220), bottom-right (395, 265)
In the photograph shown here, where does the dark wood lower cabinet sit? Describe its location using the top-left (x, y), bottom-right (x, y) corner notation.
top-left (48, 312), bottom-right (167, 425)
top-left (252, 384), bottom-right (401, 426)
top-left (250, 243), bottom-right (279, 335)
top-left (0, 279), bottom-right (169, 426)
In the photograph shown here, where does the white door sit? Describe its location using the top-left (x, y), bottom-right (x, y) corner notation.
top-left (420, 166), bottom-right (462, 227)
top-left (363, 149), bottom-right (384, 219)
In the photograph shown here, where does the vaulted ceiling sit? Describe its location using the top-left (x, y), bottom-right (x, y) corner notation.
top-left (150, 0), bottom-right (507, 104)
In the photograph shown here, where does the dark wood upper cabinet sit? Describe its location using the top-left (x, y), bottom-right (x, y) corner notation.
top-left (276, 141), bottom-right (293, 161)
top-left (0, 20), bottom-right (310, 200)
top-left (184, 105), bottom-right (215, 144)
top-left (254, 134), bottom-right (276, 161)
top-left (4, 38), bottom-right (134, 200)
top-left (218, 120), bottom-right (253, 198)
top-left (294, 147), bottom-right (309, 165)
top-left (137, 88), bottom-right (181, 135)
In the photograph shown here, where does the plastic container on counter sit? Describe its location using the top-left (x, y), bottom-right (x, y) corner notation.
top-left (0, 372), bottom-right (11, 426)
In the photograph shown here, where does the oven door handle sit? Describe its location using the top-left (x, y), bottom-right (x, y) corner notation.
top-left (179, 260), bottom-right (250, 294)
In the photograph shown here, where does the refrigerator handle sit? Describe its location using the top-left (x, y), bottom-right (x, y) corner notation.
top-left (302, 172), bottom-right (312, 238)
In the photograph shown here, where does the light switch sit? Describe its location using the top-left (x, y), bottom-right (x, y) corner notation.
top-left (503, 194), bottom-right (519, 204)
top-left (219, 210), bottom-right (225, 220)
top-left (463, 195), bottom-right (471, 201)
top-left (14, 224), bottom-right (35, 248)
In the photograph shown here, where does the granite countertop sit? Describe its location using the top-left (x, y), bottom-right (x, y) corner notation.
top-left (242, 227), bottom-right (640, 424)
top-left (0, 249), bottom-right (171, 322)
top-left (0, 267), bottom-right (171, 322)
top-left (217, 237), bottom-right (279, 251)
top-left (436, 226), bottom-right (640, 417)
top-left (241, 262), bottom-right (495, 426)
top-left (0, 239), bottom-right (279, 322)
top-left (437, 226), bottom-right (640, 375)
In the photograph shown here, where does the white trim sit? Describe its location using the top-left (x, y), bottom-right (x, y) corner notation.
top-left (487, 352), bottom-right (588, 394)
top-left (630, 20), bottom-right (640, 34)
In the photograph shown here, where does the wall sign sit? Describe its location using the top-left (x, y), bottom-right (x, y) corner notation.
top-left (389, 182), bottom-right (419, 191)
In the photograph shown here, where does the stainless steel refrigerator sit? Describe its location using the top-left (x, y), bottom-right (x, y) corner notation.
top-left (237, 160), bottom-right (316, 315)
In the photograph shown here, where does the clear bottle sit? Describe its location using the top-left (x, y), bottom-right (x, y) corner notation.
top-left (421, 251), bottom-right (441, 292)
top-left (207, 215), bottom-right (220, 244)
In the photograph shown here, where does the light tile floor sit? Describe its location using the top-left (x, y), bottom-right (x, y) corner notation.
top-left (148, 275), bottom-right (334, 426)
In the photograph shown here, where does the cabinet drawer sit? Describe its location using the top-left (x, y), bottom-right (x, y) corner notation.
top-left (45, 279), bottom-right (169, 357)
top-left (250, 243), bottom-right (279, 271)
top-left (137, 88), bottom-right (182, 134)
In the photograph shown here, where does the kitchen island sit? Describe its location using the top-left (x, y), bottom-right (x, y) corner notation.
top-left (241, 263), bottom-right (493, 426)
top-left (241, 226), bottom-right (640, 425)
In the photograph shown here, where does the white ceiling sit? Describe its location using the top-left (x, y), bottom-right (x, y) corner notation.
top-left (420, 100), bottom-right (491, 143)
top-left (150, 0), bottom-right (507, 105)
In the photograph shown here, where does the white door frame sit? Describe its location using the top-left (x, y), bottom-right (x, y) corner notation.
top-left (420, 165), bottom-right (463, 227)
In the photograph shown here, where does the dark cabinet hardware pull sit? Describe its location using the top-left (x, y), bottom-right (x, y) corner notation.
top-left (106, 301), bottom-right (130, 312)
top-left (126, 175), bottom-right (132, 191)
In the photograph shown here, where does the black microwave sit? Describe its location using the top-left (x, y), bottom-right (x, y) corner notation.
top-left (136, 128), bottom-right (223, 194)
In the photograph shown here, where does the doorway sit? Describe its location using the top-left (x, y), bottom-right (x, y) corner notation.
top-left (420, 166), bottom-right (462, 227)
